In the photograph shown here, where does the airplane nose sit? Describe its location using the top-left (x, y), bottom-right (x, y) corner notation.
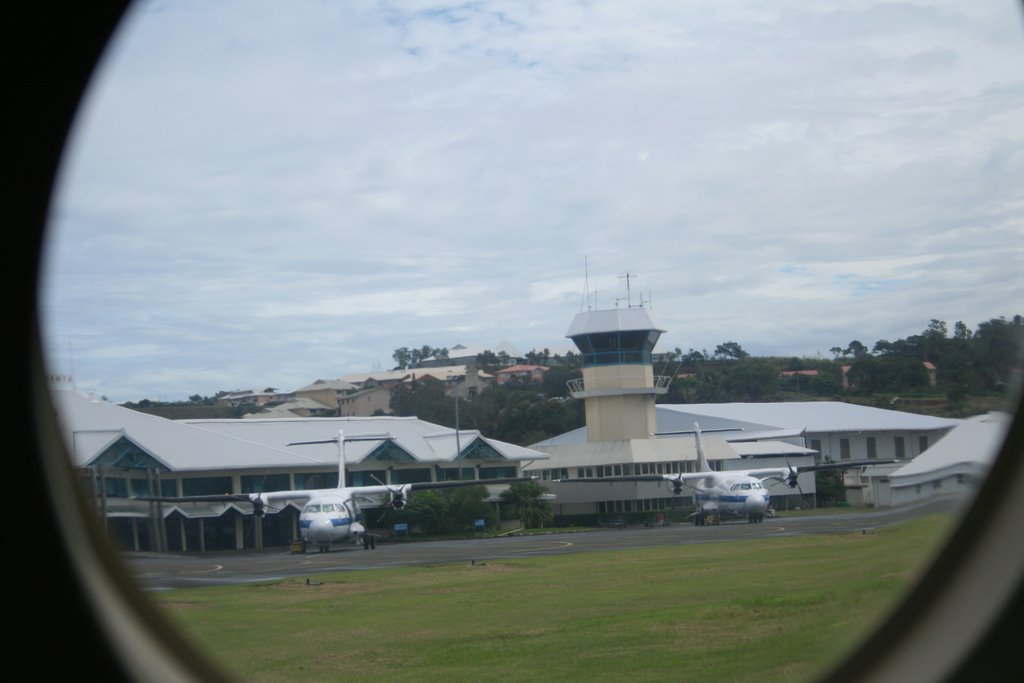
top-left (307, 519), bottom-right (334, 543)
top-left (747, 495), bottom-right (767, 513)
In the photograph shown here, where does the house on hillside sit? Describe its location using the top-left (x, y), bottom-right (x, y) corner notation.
top-left (217, 388), bottom-right (292, 407)
top-left (342, 365), bottom-right (493, 401)
top-left (292, 379), bottom-right (358, 412)
top-left (419, 342), bottom-right (523, 368)
top-left (494, 364), bottom-right (549, 385)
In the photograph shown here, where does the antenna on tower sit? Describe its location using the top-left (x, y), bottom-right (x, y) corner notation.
top-left (618, 272), bottom-right (637, 308)
top-left (581, 255), bottom-right (592, 311)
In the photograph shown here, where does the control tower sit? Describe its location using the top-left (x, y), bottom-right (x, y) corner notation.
top-left (566, 306), bottom-right (670, 442)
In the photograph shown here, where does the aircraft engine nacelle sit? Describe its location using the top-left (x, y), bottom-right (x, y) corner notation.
top-left (390, 488), bottom-right (408, 510)
top-left (251, 496), bottom-right (267, 517)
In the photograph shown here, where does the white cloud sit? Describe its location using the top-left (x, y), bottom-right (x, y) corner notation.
top-left (39, 0), bottom-right (1024, 402)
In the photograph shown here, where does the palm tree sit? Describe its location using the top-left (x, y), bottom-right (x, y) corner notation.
top-left (500, 480), bottom-right (554, 529)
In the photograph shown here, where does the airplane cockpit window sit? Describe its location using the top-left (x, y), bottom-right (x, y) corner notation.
top-left (34, 1), bottom-right (1023, 682)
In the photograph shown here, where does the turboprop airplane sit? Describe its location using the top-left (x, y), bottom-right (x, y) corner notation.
top-left (557, 423), bottom-right (894, 525)
top-left (140, 430), bottom-right (530, 552)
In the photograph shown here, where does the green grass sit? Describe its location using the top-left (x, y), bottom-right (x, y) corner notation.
top-left (155, 514), bottom-right (955, 682)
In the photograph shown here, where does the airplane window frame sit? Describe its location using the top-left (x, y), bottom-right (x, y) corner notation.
top-left (18, 4), bottom-right (1023, 682)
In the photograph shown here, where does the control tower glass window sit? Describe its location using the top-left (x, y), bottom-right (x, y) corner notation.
top-left (571, 330), bottom-right (659, 365)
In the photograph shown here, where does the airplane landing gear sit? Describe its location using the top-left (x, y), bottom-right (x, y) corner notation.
top-left (694, 512), bottom-right (721, 526)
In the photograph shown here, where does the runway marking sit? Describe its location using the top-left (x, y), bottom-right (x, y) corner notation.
top-left (197, 564), bottom-right (224, 574)
top-left (504, 540), bottom-right (574, 553)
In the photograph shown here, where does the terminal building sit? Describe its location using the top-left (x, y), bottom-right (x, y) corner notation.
top-left (526, 305), bottom-right (961, 517)
top-left (53, 384), bottom-right (547, 552)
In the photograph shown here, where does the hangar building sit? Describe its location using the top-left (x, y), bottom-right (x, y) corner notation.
top-left (871, 411), bottom-right (1011, 507)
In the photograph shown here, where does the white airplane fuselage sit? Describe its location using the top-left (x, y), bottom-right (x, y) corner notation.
top-left (692, 474), bottom-right (770, 524)
top-left (298, 492), bottom-right (367, 551)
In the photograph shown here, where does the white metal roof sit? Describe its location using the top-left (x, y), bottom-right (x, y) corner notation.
top-left (52, 388), bottom-right (547, 472)
top-left (183, 415), bottom-right (548, 466)
top-left (532, 402), bottom-right (959, 449)
top-left (52, 388), bottom-right (325, 470)
top-left (528, 434), bottom-right (740, 468)
top-left (658, 402), bottom-right (960, 434)
top-left (292, 379), bottom-right (357, 392)
top-left (445, 341), bottom-right (523, 359)
top-left (889, 412), bottom-right (1011, 487)
top-left (730, 441), bottom-right (817, 458)
top-left (565, 307), bottom-right (665, 337)
top-left (341, 365), bottom-right (474, 385)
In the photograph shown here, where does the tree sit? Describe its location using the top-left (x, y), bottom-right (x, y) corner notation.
top-left (445, 485), bottom-right (495, 531)
top-left (720, 359), bottom-right (779, 401)
top-left (714, 341), bottom-right (748, 361)
top-left (954, 321), bottom-right (973, 340)
top-left (499, 479), bottom-right (554, 529)
top-left (475, 350), bottom-right (499, 371)
top-left (524, 348), bottom-right (551, 365)
top-left (399, 490), bottom-right (452, 535)
top-left (389, 378), bottom-right (453, 424)
top-left (843, 340), bottom-right (869, 359)
top-left (392, 347), bottom-right (412, 370)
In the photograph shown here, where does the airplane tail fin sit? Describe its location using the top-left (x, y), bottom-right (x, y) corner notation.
top-left (694, 423), bottom-right (712, 473)
top-left (337, 429), bottom-right (347, 488)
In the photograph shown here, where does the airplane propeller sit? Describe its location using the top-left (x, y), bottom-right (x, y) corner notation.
top-left (664, 476), bottom-right (702, 497)
top-left (370, 474), bottom-right (409, 510)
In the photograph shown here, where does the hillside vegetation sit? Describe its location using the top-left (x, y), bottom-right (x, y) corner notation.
top-left (126, 316), bottom-right (1021, 445)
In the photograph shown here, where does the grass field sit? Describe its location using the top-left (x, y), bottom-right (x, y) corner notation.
top-left (156, 514), bottom-right (955, 682)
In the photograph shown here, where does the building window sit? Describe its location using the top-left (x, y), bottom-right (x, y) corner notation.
top-left (840, 438), bottom-right (851, 461)
top-left (391, 468), bottom-right (432, 484)
top-left (98, 477), bottom-right (127, 498)
top-left (437, 467), bottom-right (474, 482)
top-left (867, 437), bottom-right (877, 459)
top-left (480, 466), bottom-right (517, 480)
top-left (810, 439), bottom-right (822, 462)
top-left (919, 436), bottom-right (929, 454)
top-left (296, 472), bottom-right (338, 490)
top-left (894, 437), bottom-right (905, 459)
top-left (183, 476), bottom-right (233, 496)
top-left (242, 473), bottom-right (290, 493)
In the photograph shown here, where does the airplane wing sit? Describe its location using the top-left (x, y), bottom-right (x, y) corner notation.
top-left (407, 477), bottom-right (534, 491)
top-left (795, 459), bottom-right (896, 473)
top-left (135, 478), bottom-right (534, 509)
top-left (352, 477), bottom-right (536, 509)
top-left (751, 459), bottom-right (898, 488)
top-left (553, 473), bottom-right (714, 496)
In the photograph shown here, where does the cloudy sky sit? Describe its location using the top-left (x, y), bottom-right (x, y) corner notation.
top-left (40, 0), bottom-right (1023, 403)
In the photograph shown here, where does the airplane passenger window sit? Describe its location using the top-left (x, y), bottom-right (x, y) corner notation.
top-left (32, 1), bottom-right (1023, 682)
